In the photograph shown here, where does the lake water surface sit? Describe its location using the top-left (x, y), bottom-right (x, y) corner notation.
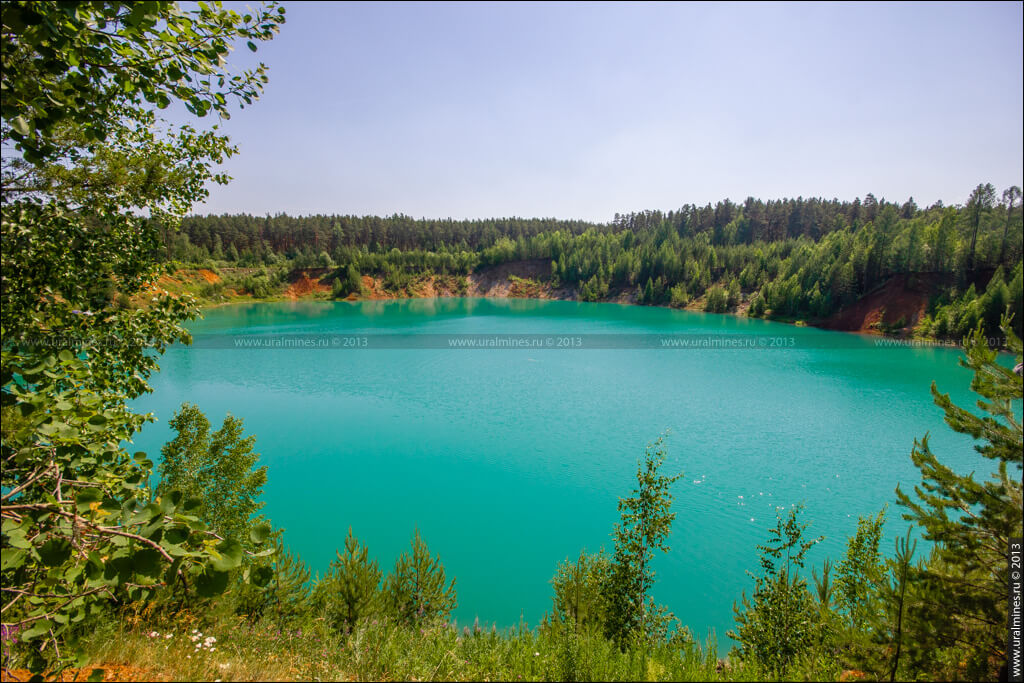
top-left (129, 298), bottom-right (999, 641)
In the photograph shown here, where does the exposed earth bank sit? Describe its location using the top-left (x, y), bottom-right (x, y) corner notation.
top-left (163, 260), bottom-right (995, 338)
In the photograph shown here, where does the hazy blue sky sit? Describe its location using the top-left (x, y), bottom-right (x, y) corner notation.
top-left (194, 1), bottom-right (1023, 221)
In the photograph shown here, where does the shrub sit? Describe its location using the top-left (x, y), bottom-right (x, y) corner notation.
top-left (729, 505), bottom-right (825, 677)
top-left (550, 549), bottom-right (611, 632)
top-left (704, 285), bottom-right (729, 313)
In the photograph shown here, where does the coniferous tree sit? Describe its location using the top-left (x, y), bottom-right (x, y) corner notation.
top-left (237, 538), bottom-right (311, 623)
top-left (966, 183), bottom-right (997, 272)
top-left (385, 530), bottom-right (457, 625)
top-left (810, 558), bottom-right (835, 623)
top-left (860, 530), bottom-right (922, 682)
top-left (343, 263), bottom-right (363, 295)
top-left (268, 540), bottom-right (312, 622)
top-left (895, 319), bottom-right (1023, 679)
top-left (1000, 185), bottom-right (1022, 265)
top-left (641, 277), bottom-right (655, 305)
top-left (668, 284), bottom-right (689, 308)
top-left (313, 527), bottom-right (382, 633)
top-left (727, 278), bottom-right (741, 309)
top-left (747, 290), bottom-right (767, 317)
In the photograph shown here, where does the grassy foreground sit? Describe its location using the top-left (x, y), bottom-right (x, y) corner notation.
top-left (60, 613), bottom-right (848, 682)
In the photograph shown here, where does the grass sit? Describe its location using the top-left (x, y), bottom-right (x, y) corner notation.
top-left (46, 610), bottom-right (851, 682)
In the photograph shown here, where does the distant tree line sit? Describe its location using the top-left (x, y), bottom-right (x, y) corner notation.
top-left (162, 214), bottom-right (607, 263)
top-left (165, 185), bottom-right (1023, 339)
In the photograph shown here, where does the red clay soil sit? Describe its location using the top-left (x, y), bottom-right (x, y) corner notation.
top-left (360, 274), bottom-right (389, 299)
top-left (819, 274), bottom-right (932, 334)
top-left (1, 665), bottom-right (165, 682)
top-left (197, 269), bottom-right (221, 284)
top-left (820, 270), bottom-right (1000, 335)
top-left (284, 269), bottom-right (331, 299)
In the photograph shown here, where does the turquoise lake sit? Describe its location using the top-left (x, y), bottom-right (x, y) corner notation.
top-left (128, 298), bottom-right (1007, 642)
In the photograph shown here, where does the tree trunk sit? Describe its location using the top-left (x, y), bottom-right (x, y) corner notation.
top-left (969, 213), bottom-right (980, 274)
top-left (998, 196), bottom-right (1014, 265)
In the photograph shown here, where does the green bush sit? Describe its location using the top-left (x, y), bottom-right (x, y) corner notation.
top-left (332, 264), bottom-right (363, 298)
top-left (704, 285), bottom-right (729, 313)
top-left (729, 505), bottom-right (826, 677)
top-left (669, 284), bottom-right (689, 308)
top-left (747, 291), bottom-right (766, 317)
top-left (550, 549), bottom-right (611, 632)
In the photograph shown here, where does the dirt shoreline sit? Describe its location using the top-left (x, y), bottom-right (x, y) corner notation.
top-left (185, 261), bottom-right (956, 341)
top-left (198, 282), bottom-right (904, 342)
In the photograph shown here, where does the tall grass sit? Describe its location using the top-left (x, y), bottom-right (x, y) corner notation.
top-left (71, 610), bottom-right (846, 682)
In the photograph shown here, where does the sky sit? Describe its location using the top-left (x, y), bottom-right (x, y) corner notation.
top-left (190, 1), bottom-right (1024, 222)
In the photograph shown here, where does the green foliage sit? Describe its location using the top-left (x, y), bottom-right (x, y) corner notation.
top-left (810, 558), bottom-right (834, 613)
top-left (74, 606), bottom-right (849, 683)
top-left (312, 527), bottom-right (383, 634)
top-left (241, 272), bottom-right (282, 299)
top-left (236, 537), bottom-right (311, 623)
top-left (641, 277), bottom-right (655, 304)
top-left (2, 1), bottom-right (285, 163)
top-left (157, 403), bottom-right (268, 551)
top-left (966, 183), bottom-right (998, 272)
top-left (834, 507), bottom-right (886, 629)
top-left (726, 278), bottom-right (741, 308)
top-left (858, 530), bottom-right (923, 681)
top-left (382, 264), bottom-right (413, 292)
top-left (384, 530), bottom-right (457, 626)
top-left (603, 435), bottom-right (683, 647)
top-left (169, 185), bottom-right (1022, 325)
top-left (728, 505), bottom-right (825, 678)
top-left (550, 549), bottom-right (612, 632)
top-left (747, 290), bottom-right (767, 317)
top-left (895, 317), bottom-right (1024, 678)
top-left (668, 284), bottom-right (689, 308)
top-left (0, 2), bottom-right (283, 673)
top-left (198, 280), bottom-right (228, 301)
top-left (704, 284), bottom-right (729, 313)
top-left (579, 273), bottom-right (610, 302)
top-left (332, 264), bottom-right (363, 298)
top-left (920, 263), bottom-right (1024, 341)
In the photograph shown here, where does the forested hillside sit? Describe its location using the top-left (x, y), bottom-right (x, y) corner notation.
top-left (167, 188), bottom-right (1024, 340)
